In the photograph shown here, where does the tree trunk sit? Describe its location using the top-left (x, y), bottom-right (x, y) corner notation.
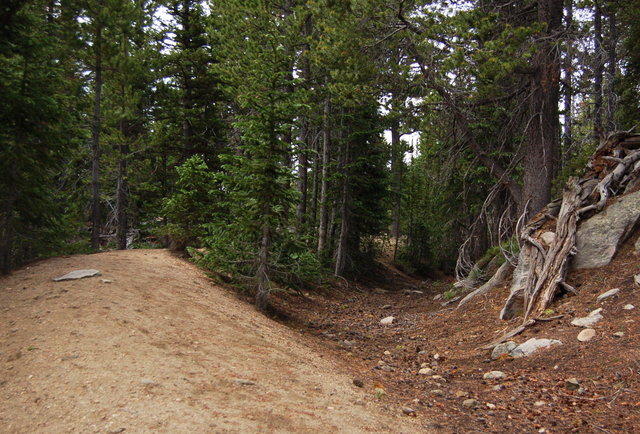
top-left (563, 0), bottom-right (574, 167)
top-left (317, 93), bottom-right (330, 253)
top-left (116, 120), bottom-right (129, 250)
top-left (91, 24), bottom-right (103, 251)
top-left (0, 189), bottom-right (16, 274)
top-left (390, 118), bottom-right (402, 259)
top-left (295, 14), bottom-right (312, 232)
top-left (255, 214), bottom-right (271, 311)
top-left (593, 0), bottom-right (603, 141)
top-left (334, 137), bottom-right (350, 277)
top-left (522, 0), bottom-right (562, 215)
top-left (605, 6), bottom-right (617, 133)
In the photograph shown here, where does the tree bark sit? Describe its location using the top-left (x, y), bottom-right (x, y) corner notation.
top-left (593, 0), bottom-right (603, 141)
top-left (295, 13), bottom-right (312, 232)
top-left (116, 121), bottom-right (129, 250)
top-left (563, 0), bottom-right (574, 167)
top-left (91, 24), bottom-right (103, 251)
top-left (605, 5), bottom-right (617, 133)
top-left (390, 118), bottom-right (402, 260)
top-left (522, 0), bottom-right (563, 215)
top-left (256, 205), bottom-right (272, 311)
top-left (334, 140), bottom-right (350, 277)
top-left (317, 93), bottom-right (330, 253)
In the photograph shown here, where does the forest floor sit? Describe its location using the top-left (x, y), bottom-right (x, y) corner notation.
top-left (270, 237), bottom-right (640, 433)
top-left (1, 243), bottom-right (639, 433)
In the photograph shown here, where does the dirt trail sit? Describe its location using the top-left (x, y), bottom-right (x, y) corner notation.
top-left (0, 250), bottom-right (423, 433)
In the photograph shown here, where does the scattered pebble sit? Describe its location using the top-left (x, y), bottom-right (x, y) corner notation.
top-left (381, 304), bottom-right (392, 310)
top-left (455, 390), bottom-right (468, 398)
top-left (234, 379), bottom-right (256, 386)
top-left (402, 407), bottom-right (417, 417)
top-left (483, 371), bottom-right (506, 380)
top-left (486, 403), bottom-right (496, 409)
top-left (418, 368), bottom-right (434, 375)
top-left (623, 304), bottom-right (635, 310)
top-left (383, 350), bottom-right (391, 355)
top-left (565, 378), bottom-right (579, 391)
top-left (596, 288), bottom-right (619, 302)
top-left (577, 328), bottom-right (596, 342)
top-left (353, 379), bottom-right (364, 388)
top-left (492, 385), bottom-right (504, 391)
top-left (462, 399), bottom-right (478, 408)
top-left (613, 331), bottom-right (625, 338)
top-left (534, 401), bottom-right (546, 407)
top-left (380, 316), bottom-right (394, 325)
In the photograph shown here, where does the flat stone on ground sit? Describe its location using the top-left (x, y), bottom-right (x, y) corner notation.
top-left (511, 338), bottom-right (562, 358)
top-left (596, 288), bottom-right (619, 302)
top-left (577, 328), bottom-right (596, 342)
top-left (571, 308), bottom-right (603, 327)
top-left (53, 269), bottom-right (101, 282)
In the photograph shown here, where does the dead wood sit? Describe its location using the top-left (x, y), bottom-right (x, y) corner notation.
top-left (486, 132), bottom-right (640, 348)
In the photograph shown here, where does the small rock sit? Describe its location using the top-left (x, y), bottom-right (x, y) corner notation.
top-left (511, 338), bottom-right (562, 357)
top-left (431, 389), bottom-right (445, 396)
top-left (433, 294), bottom-right (443, 301)
top-left (623, 304), bottom-right (635, 310)
top-left (492, 384), bottom-right (504, 391)
top-left (635, 274), bottom-right (640, 287)
top-left (381, 304), bottom-right (392, 309)
top-left (402, 407), bottom-right (417, 417)
top-left (534, 401), bottom-right (546, 407)
top-left (565, 378), bottom-right (580, 391)
top-left (140, 379), bottom-right (159, 387)
top-left (486, 403), bottom-right (496, 410)
top-left (483, 371), bottom-right (506, 380)
top-left (491, 341), bottom-right (517, 359)
top-left (100, 279), bottom-right (112, 283)
top-left (353, 379), bottom-right (364, 388)
top-left (577, 328), bottom-right (596, 342)
top-left (340, 340), bottom-right (354, 347)
top-left (571, 308), bottom-right (603, 328)
top-left (433, 353), bottom-right (441, 360)
top-left (462, 399), bottom-right (478, 408)
top-left (455, 390), bottom-right (468, 398)
top-left (613, 331), bottom-right (625, 338)
top-left (380, 316), bottom-right (394, 325)
top-left (383, 350), bottom-right (391, 355)
top-left (419, 368), bottom-right (434, 375)
top-left (234, 379), bottom-right (256, 386)
top-left (597, 288), bottom-right (620, 302)
top-left (53, 269), bottom-right (101, 281)
top-left (431, 375), bottom-right (445, 381)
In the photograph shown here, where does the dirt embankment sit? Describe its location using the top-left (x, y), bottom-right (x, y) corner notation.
top-left (0, 250), bottom-right (422, 433)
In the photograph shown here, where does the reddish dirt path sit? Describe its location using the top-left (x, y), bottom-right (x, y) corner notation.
top-left (0, 249), bottom-right (423, 433)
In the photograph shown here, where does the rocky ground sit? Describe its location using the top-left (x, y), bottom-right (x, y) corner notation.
top-left (270, 234), bottom-right (640, 433)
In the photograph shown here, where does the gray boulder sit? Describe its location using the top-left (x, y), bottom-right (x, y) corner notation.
top-left (572, 190), bottom-right (640, 269)
top-left (491, 341), bottom-right (517, 359)
top-left (510, 338), bottom-right (562, 358)
top-left (53, 269), bottom-right (101, 281)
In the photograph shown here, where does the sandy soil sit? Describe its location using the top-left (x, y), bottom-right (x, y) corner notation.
top-left (0, 249), bottom-right (423, 433)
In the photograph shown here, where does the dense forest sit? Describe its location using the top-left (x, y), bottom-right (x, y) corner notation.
top-left (1, 0), bottom-right (639, 308)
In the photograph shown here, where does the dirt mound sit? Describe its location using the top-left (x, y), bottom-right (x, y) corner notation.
top-left (0, 250), bottom-right (422, 433)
